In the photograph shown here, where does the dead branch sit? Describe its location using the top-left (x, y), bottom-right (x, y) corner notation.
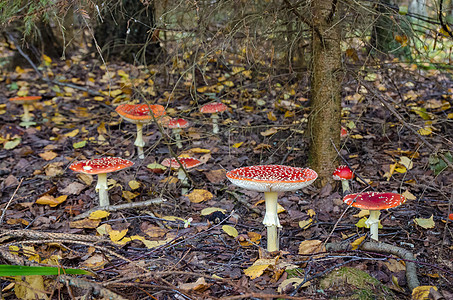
top-left (326, 241), bottom-right (420, 291)
top-left (72, 197), bottom-right (166, 220)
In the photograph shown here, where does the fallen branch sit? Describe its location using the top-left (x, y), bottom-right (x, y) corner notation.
top-left (326, 241), bottom-right (420, 291)
top-left (72, 197), bottom-right (166, 220)
top-left (59, 275), bottom-right (128, 300)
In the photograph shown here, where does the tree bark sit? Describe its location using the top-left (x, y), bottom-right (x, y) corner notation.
top-left (308, 0), bottom-right (343, 186)
top-left (94, 0), bottom-right (163, 64)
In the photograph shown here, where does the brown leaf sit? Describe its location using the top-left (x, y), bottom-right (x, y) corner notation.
top-left (187, 189), bottom-right (213, 203)
top-left (205, 169), bottom-right (226, 184)
top-left (61, 182), bottom-right (86, 195)
top-left (39, 151), bottom-right (58, 161)
top-left (70, 218), bottom-right (101, 229)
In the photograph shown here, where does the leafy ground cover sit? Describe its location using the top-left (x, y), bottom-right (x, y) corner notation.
top-left (0, 44), bottom-right (452, 299)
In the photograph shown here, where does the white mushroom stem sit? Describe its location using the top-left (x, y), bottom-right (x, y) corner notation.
top-left (135, 123), bottom-right (145, 159)
top-left (22, 104), bottom-right (32, 122)
top-left (177, 168), bottom-right (189, 194)
top-left (341, 180), bottom-right (350, 194)
top-left (263, 191), bottom-right (281, 252)
top-left (211, 113), bottom-right (219, 134)
top-left (172, 128), bottom-right (183, 149)
top-left (95, 173), bottom-right (109, 207)
top-left (365, 210), bottom-right (381, 241)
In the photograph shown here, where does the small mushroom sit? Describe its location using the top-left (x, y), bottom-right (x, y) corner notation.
top-left (164, 118), bottom-right (189, 149)
top-left (69, 157), bottom-right (134, 207)
top-left (332, 165), bottom-right (354, 194)
top-left (200, 102), bottom-right (227, 134)
top-left (226, 165), bottom-right (317, 252)
top-left (161, 157), bottom-right (203, 195)
top-left (340, 127), bottom-right (348, 138)
top-left (9, 96), bottom-right (42, 125)
top-left (116, 104), bottom-right (166, 159)
top-left (343, 192), bottom-right (406, 241)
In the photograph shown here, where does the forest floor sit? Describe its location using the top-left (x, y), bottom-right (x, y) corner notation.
top-left (0, 45), bottom-right (452, 300)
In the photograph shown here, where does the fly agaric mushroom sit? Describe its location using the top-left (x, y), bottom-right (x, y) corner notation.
top-left (161, 157), bottom-right (203, 194)
top-left (9, 96), bottom-right (42, 124)
top-left (69, 157), bottom-right (134, 207)
top-left (164, 118), bottom-right (189, 149)
top-left (340, 127), bottom-right (348, 138)
top-left (332, 165), bottom-right (354, 194)
top-left (200, 102), bottom-right (227, 134)
top-left (343, 192), bottom-right (406, 241)
top-left (226, 165), bottom-right (318, 252)
top-left (116, 103), bottom-right (166, 159)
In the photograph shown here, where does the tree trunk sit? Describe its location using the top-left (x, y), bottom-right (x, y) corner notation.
top-left (308, 0), bottom-right (343, 186)
top-left (94, 0), bottom-right (163, 64)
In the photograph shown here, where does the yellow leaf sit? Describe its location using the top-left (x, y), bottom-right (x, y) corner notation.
top-left (399, 156), bottom-right (413, 170)
top-left (411, 286), bottom-right (438, 300)
top-left (356, 217), bottom-right (382, 229)
top-left (109, 229), bottom-right (128, 242)
top-left (299, 219), bottom-right (313, 229)
top-left (122, 190), bottom-right (139, 201)
top-left (260, 127), bottom-right (278, 136)
top-left (42, 54), bottom-right (52, 64)
top-left (39, 151), bottom-right (58, 161)
top-left (162, 216), bottom-right (185, 222)
top-left (197, 86), bottom-right (209, 93)
top-left (73, 140), bottom-right (87, 149)
top-left (350, 235), bottom-right (366, 250)
top-left (128, 180), bottom-right (141, 190)
top-left (65, 129), bottom-right (79, 137)
top-left (394, 165), bottom-right (407, 173)
top-left (101, 89), bottom-right (122, 97)
top-left (222, 225), bottom-right (238, 238)
top-left (307, 209), bottom-right (316, 217)
top-left (222, 80), bottom-right (234, 87)
top-left (284, 111), bottom-right (295, 118)
top-left (35, 195), bottom-right (67, 207)
top-left (93, 96), bottom-right (104, 101)
top-left (189, 147), bottom-right (211, 153)
top-left (267, 111), bottom-right (277, 121)
top-left (277, 203), bottom-right (285, 214)
top-left (200, 207), bottom-right (227, 216)
top-left (232, 66), bottom-right (245, 74)
top-left (97, 122), bottom-right (107, 135)
top-left (89, 210), bottom-right (110, 220)
top-left (96, 224), bottom-right (112, 235)
top-left (350, 134), bottom-right (363, 139)
top-left (414, 215), bottom-right (435, 229)
top-left (402, 190), bottom-right (416, 201)
top-left (353, 209), bottom-right (369, 218)
top-left (418, 126), bottom-right (432, 135)
top-left (298, 240), bottom-right (325, 255)
top-left (244, 258), bottom-right (277, 279)
top-left (232, 142), bottom-right (243, 148)
top-left (187, 189), bottom-right (213, 203)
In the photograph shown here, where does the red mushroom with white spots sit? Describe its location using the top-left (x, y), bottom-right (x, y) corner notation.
top-left (116, 104), bottom-right (166, 159)
top-left (161, 157), bottom-right (203, 194)
top-left (200, 102), bottom-right (227, 134)
top-left (69, 157), bottom-right (134, 207)
top-left (332, 165), bottom-right (354, 194)
top-left (343, 192), bottom-right (406, 241)
top-left (164, 118), bottom-right (189, 149)
top-left (226, 165), bottom-right (318, 252)
top-left (9, 96), bottom-right (42, 126)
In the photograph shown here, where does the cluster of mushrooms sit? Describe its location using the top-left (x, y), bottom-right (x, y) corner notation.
top-left (9, 96), bottom-right (407, 253)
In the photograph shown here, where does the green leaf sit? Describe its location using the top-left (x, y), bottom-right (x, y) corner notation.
top-left (73, 140), bottom-right (87, 149)
top-left (414, 215), bottom-right (435, 229)
top-left (399, 5), bottom-right (408, 15)
top-left (429, 152), bottom-right (452, 175)
top-left (0, 265), bottom-right (92, 276)
top-left (4, 138), bottom-right (21, 150)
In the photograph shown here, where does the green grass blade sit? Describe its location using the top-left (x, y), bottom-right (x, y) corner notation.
top-left (0, 265), bottom-right (92, 276)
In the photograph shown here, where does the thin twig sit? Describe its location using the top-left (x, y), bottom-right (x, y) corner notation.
top-left (0, 178), bottom-right (24, 225)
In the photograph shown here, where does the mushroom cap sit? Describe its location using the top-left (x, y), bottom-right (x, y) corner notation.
top-left (343, 192), bottom-right (406, 210)
top-left (332, 165), bottom-right (354, 181)
top-left (161, 157), bottom-right (202, 169)
top-left (9, 96), bottom-right (42, 104)
top-left (69, 157), bottom-right (134, 175)
top-left (165, 118), bottom-right (189, 129)
top-left (226, 165), bottom-right (318, 193)
top-left (200, 102), bottom-right (227, 114)
top-left (340, 127), bottom-right (348, 138)
top-left (116, 104), bottom-right (166, 124)
top-left (449, 213), bottom-right (453, 221)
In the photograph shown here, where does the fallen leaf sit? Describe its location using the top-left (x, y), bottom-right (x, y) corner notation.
top-left (200, 207), bottom-right (227, 216)
top-left (81, 254), bottom-right (107, 269)
top-left (178, 277), bottom-right (210, 292)
top-left (350, 235), bottom-right (366, 250)
top-left (187, 189), bottom-right (213, 203)
top-left (89, 210), bottom-right (110, 220)
top-left (36, 195), bottom-right (67, 207)
top-left (244, 258), bottom-right (277, 279)
top-left (205, 169), bottom-right (227, 184)
top-left (39, 151), bottom-right (58, 161)
top-left (299, 219), bottom-right (313, 229)
top-left (73, 140), bottom-right (87, 149)
top-left (128, 180), bottom-right (141, 190)
top-left (70, 218), bottom-right (101, 229)
top-left (298, 240), bottom-right (325, 256)
top-left (64, 129), bottom-right (79, 137)
top-left (399, 156), bottom-right (413, 170)
top-left (402, 190), bottom-right (416, 201)
top-left (109, 229), bottom-right (128, 242)
top-left (411, 286), bottom-right (438, 300)
top-left (278, 278), bottom-right (310, 293)
top-left (414, 215), bottom-right (435, 229)
top-left (385, 258), bottom-right (406, 273)
top-left (4, 138), bottom-right (21, 150)
top-left (222, 225), bottom-right (238, 238)
top-left (260, 127), bottom-right (278, 136)
top-left (61, 182), bottom-right (86, 195)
